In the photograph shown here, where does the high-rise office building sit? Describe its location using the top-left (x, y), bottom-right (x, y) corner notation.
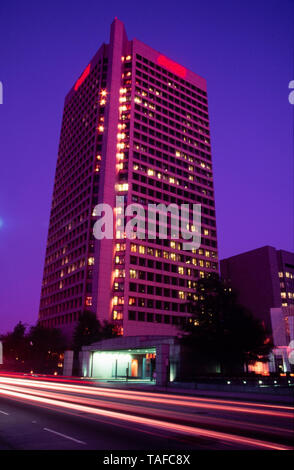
top-left (221, 246), bottom-right (294, 333)
top-left (38, 18), bottom-right (218, 338)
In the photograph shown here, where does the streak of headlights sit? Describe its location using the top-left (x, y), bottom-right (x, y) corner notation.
top-left (0, 383), bottom-right (291, 450)
top-left (0, 376), bottom-right (292, 418)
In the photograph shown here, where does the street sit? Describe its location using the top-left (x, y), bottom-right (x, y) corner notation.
top-left (0, 374), bottom-right (293, 450)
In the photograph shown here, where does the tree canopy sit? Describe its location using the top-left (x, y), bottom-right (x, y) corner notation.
top-left (0, 321), bottom-right (28, 366)
top-left (181, 274), bottom-right (273, 375)
top-left (72, 311), bottom-right (117, 351)
top-left (0, 321), bottom-right (66, 373)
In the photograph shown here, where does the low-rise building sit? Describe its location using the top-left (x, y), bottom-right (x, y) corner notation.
top-left (221, 246), bottom-right (294, 373)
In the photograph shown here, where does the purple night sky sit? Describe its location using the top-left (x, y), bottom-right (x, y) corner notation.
top-left (0, 0), bottom-right (293, 334)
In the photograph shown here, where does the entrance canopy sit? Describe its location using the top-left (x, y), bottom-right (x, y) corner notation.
top-left (92, 348), bottom-right (156, 381)
top-left (81, 335), bottom-right (179, 385)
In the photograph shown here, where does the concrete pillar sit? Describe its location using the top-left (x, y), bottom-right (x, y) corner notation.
top-left (81, 350), bottom-right (91, 377)
top-left (282, 349), bottom-right (291, 372)
top-left (268, 352), bottom-right (276, 373)
top-left (142, 357), bottom-right (146, 379)
top-left (63, 350), bottom-right (74, 376)
top-left (156, 344), bottom-right (170, 386)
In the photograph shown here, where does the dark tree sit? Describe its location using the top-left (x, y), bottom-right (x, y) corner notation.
top-left (72, 311), bottom-right (117, 351)
top-left (27, 323), bottom-right (66, 373)
top-left (181, 274), bottom-right (273, 375)
top-left (0, 322), bottom-right (29, 369)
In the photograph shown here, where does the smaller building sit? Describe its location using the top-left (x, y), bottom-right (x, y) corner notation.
top-left (221, 246), bottom-right (294, 373)
top-left (221, 246), bottom-right (294, 333)
top-left (80, 336), bottom-right (182, 385)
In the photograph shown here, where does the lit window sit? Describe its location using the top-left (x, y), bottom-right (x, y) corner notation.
top-left (116, 183), bottom-right (129, 192)
top-left (116, 162), bottom-right (123, 171)
top-left (113, 296), bottom-right (124, 305)
top-left (88, 257), bottom-right (94, 266)
top-left (130, 269), bottom-right (137, 279)
top-left (115, 243), bottom-right (125, 251)
top-left (113, 310), bottom-right (123, 320)
top-left (117, 132), bottom-right (126, 140)
top-left (114, 269), bottom-right (125, 278)
top-left (85, 296), bottom-right (92, 306)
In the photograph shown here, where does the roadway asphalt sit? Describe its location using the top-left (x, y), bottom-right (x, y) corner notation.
top-left (0, 374), bottom-right (293, 451)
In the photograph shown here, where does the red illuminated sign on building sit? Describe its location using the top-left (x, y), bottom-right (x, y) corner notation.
top-left (74, 64), bottom-right (91, 91)
top-left (157, 55), bottom-right (186, 78)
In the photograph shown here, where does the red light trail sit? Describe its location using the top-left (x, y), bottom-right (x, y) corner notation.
top-left (0, 375), bottom-right (291, 417)
top-left (0, 375), bottom-right (293, 450)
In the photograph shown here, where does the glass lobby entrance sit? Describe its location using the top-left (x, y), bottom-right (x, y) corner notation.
top-left (91, 348), bottom-right (156, 381)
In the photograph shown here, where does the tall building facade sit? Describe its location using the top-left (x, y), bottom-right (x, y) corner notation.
top-left (220, 246), bottom-right (294, 333)
top-left (39, 19), bottom-right (218, 338)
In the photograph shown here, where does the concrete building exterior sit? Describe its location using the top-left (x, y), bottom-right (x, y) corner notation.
top-left (221, 246), bottom-right (294, 372)
top-left (269, 306), bottom-right (294, 372)
top-left (39, 18), bottom-right (218, 345)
